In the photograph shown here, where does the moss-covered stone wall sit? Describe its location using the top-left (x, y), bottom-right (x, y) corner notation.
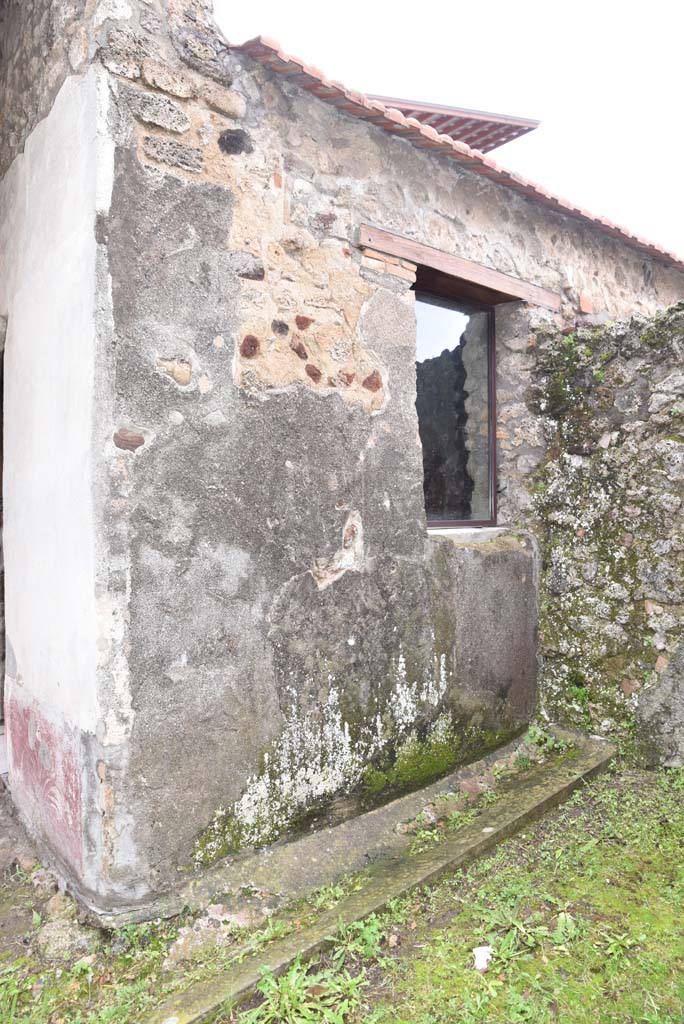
top-left (528, 304), bottom-right (684, 761)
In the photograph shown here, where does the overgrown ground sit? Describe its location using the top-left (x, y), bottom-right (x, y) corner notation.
top-left (227, 767), bottom-right (684, 1024)
top-left (1, 765), bottom-right (683, 1022)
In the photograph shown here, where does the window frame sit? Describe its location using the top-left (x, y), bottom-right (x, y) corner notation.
top-left (357, 224), bottom-right (561, 531)
top-left (414, 290), bottom-right (497, 529)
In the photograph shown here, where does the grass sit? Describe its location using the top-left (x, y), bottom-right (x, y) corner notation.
top-left (2, 759), bottom-right (682, 1023)
top-left (0, 915), bottom-right (181, 1023)
top-left (225, 767), bottom-right (684, 1024)
top-left (0, 863), bottom-right (371, 1023)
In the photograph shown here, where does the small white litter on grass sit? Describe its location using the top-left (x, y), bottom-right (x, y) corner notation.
top-left (472, 945), bottom-right (494, 972)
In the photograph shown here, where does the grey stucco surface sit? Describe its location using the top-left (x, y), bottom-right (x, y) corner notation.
top-left (104, 142), bottom-right (535, 893)
top-left (427, 535), bottom-right (538, 727)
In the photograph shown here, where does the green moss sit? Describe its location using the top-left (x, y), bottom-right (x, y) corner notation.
top-left (193, 811), bottom-right (246, 867)
top-left (361, 765), bottom-right (390, 795)
top-left (361, 721), bottom-right (516, 803)
top-left (362, 726), bottom-right (460, 796)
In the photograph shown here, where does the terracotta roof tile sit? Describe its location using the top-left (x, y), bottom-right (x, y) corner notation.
top-left (365, 95), bottom-right (539, 152)
top-left (235, 36), bottom-right (684, 270)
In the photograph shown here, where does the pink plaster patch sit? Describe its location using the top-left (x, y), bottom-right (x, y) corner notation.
top-left (6, 693), bottom-right (83, 872)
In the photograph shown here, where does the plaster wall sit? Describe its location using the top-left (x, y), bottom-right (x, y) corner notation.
top-left (0, 0), bottom-right (89, 179)
top-left (0, 66), bottom-right (113, 879)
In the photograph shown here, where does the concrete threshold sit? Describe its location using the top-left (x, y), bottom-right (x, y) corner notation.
top-left (145, 731), bottom-right (614, 1024)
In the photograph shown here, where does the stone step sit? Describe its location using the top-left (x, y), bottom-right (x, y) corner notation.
top-left (145, 730), bottom-right (614, 1024)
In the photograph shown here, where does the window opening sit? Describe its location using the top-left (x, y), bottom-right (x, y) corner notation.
top-left (415, 291), bottom-right (495, 526)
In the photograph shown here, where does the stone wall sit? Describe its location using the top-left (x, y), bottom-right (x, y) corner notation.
top-left (462, 313), bottom-right (491, 519)
top-left (415, 311), bottom-right (491, 522)
top-left (526, 304), bottom-right (684, 764)
top-left (416, 345), bottom-right (474, 520)
top-left (2, 0), bottom-right (684, 911)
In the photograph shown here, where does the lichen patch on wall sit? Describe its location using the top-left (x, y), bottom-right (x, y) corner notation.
top-left (193, 648), bottom-right (452, 865)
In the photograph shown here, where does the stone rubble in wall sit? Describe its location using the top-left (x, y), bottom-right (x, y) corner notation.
top-left (524, 304), bottom-right (684, 760)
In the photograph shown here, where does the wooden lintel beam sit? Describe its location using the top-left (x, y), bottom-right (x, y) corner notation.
top-left (358, 224), bottom-right (561, 311)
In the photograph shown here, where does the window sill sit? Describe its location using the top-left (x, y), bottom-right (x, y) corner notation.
top-left (427, 526), bottom-right (507, 544)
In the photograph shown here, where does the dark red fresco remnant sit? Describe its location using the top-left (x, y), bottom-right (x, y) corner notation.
top-left (6, 694), bottom-right (83, 871)
top-left (240, 335), bottom-right (260, 358)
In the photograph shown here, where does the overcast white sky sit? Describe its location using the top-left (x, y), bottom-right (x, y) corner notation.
top-left (213, 0), bottom-right (684, 257)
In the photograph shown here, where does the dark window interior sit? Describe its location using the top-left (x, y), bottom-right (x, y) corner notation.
top-left (414, 285), bottom-right (495, 526)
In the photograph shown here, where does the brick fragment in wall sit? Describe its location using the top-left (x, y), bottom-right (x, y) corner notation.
top-left (200, 81), bottom-right (246, 120)
top-left (124, 87), bottom-right (190, 133)
top-left (305, 364), bottom-right (322, 382)
top-left (362, 369), bottom-right (383, 392)
top-left (113, 427), bottom-right (145, 451)
top-left (361, 255), bottom-right (385, 271)
top-left (387, 263), bottom-right (417, 282)
top-left (142, 136), bottom-right (203, 173)
top-left (218, 129), bottom-right (253, 155)
top-left (240, 335), bottom-right (260, 358)
top-left (295, 316), bottom-right (314, 330)
top-left (290, 338), bottom-right (308, 360)
top-left (141, 58), bottom-right (196, 98)
top-left (226, 252), bottom-right (265, 280)
top-left (362, 247), bottom-right (399, 265)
